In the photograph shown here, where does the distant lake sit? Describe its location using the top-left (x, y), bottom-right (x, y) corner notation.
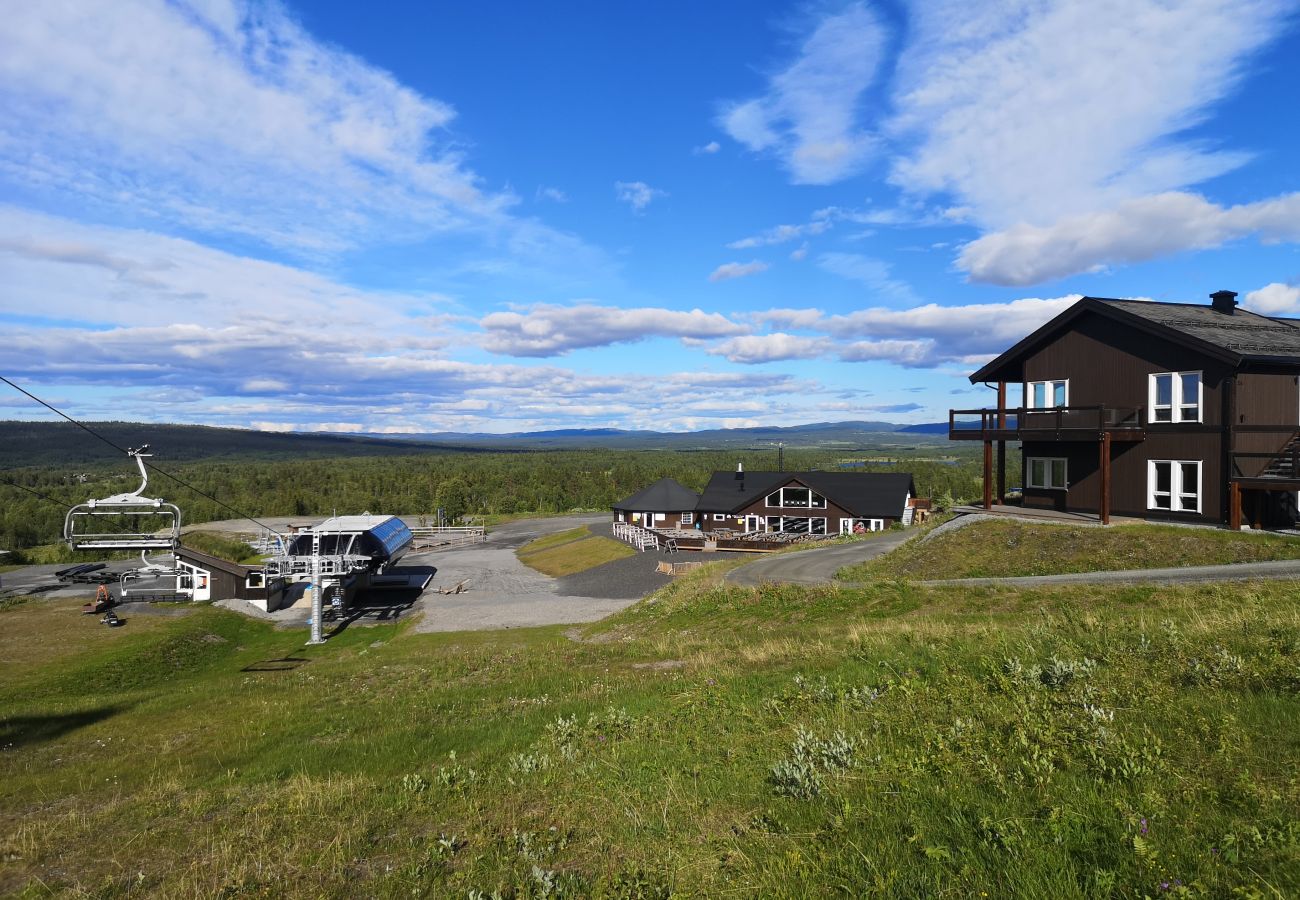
top-left (839, 459), bottom-right (958, 468)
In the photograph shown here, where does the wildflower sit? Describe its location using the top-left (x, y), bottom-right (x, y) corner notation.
top-left (1140, 818), bottom-right (1149, 835)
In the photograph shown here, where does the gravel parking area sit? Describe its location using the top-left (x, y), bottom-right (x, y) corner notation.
top-left (409, 515), bottom-right (739, 632)
top-left (1, 515), bottom-right (739, 635)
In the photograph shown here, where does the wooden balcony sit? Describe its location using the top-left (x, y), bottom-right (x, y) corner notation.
top-left (948, 406), bottom-right (1146, 442)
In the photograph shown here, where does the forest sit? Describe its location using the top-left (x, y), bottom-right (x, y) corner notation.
top-left (0, 445), bottom-right (1005, 555)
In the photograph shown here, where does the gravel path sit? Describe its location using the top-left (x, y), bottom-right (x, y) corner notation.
top-left (917, 557), bottom-right (1300, 588)
top-left (725, 530), bottom-right (915, 586)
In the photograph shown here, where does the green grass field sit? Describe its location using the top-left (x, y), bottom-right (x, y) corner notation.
top-left (2, 565), bottom-right (1298, 897)
top-left (838, 519), bottom-right (1300, 581)
top-left (517, 527), bottom-right (636, 577)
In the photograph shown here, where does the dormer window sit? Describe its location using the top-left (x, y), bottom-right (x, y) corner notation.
top-left (1027, 379), bottom-right (1067, 409)
top-left (765, 486), bottom-right (826, 508)
top-left (1149, 371), bottom-right (1201, 423)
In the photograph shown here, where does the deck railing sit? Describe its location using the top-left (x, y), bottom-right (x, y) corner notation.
top-left (949, 406), bottom-right (1143, 439)
top-left (1229, 426), bottom-right (1300, 480)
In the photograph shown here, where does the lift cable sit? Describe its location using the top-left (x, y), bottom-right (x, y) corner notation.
top-left (0, 374), bottom-right (285, 537)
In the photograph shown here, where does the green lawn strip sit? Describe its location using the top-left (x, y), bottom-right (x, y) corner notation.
top-left (518, 534), bottom-right (636, 577)
top-left (516, 525), bottom-right (593, 555)
top-left (838, 519), bottom-right (1300, 581)
top-left (2, 579), bottom-right (1299, 896)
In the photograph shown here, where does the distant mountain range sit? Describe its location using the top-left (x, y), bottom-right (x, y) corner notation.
top-left (0, 419), bottom-right (952, 467)
top-left (364, 420), bottom-right (952, 449)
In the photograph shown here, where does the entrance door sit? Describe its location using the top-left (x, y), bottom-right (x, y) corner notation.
top-left (744, 515), bottom-right (763, 533)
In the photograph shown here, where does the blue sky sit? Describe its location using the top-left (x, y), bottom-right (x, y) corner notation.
top-left (2, 0), bottom-right (1299, 433)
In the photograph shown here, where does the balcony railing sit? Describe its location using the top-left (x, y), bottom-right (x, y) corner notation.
top-left (949, 406), bottom-right (1144, 440)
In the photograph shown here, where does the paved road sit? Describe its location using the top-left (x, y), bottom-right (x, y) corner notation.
top-left (725, 530), bottom-right (915, 586)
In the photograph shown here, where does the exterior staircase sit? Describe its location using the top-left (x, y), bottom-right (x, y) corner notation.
top-left (1260, 434), bottom-right (1300, 479)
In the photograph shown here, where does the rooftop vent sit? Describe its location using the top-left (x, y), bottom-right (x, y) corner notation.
top-left (1210, 289), bottom-right (1238, 314)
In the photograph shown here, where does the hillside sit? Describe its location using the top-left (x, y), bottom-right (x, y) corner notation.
top-left (0, 421), bottom-right (469, 468)
top-left (0, 420), bottom-right (958, 467)
top-left (1, 569), bottom-right (1296, 896)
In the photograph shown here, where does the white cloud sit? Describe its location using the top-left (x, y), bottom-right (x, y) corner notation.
top-left (727, 218), bottom-right (832, 249)
top-left (888, 0), bottom-right (1288, 228)
top-left (709, 261), bottom-right (770, 283)
top-left (694, 141), bottom-right (721, 154)
top-left (0, 0), bottom-right (523, 253)
top-left (826, 296), bottom-right (1080, 366)
top-left (478, 303), bottom-right (746, 357)
top-left (705, 333), bottom-right (828, 364)
top-left (1244, 282), bottom-right (1300, 315)
top-left (718, 3), bottom-right (885, 184)
top-left (790, 244), bottom-right (809, 261)
top-left (614, 181), bottom-right (666, 212)
top-left (536, 186), bottom-right (569, 203)
top-left (959, 191), bottom-right (1300, 285)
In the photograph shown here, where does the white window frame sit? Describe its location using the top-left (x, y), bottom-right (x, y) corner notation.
top-left (680, 512), bottom-right (693, 525)
top-left (764, 486), bottom-right (827, 509)
top-left (1148, 460), bottom-right (1201, 513)
top-left (1026, 379), bottom-right (1069, 409)
top-left (713, 513), bottom-right (726, 521)
top-left (1026, 457), bottom-right (1068, 490)
top-left (1148, 371), bottom-right (1202, 423)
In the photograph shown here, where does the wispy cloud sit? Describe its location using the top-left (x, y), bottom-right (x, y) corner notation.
top-left (888, 0), bottom-right (1288, 229)
top-left (693, 141), bottom-right (721, 155)
top-left (718, 2), bottom-right (885, 184)
top-left (727, 216), bottom-right (832, 249)
top-left (0, 0), bottom-right (525, 254)
top-left (816, 252), bottom-right (920, 303)
top-left (535, 186), bottom-right (569, 203)
top-left (614, 180), bottom-right (666, 212)
top-left (709, 260), bottom-right (770, 282)
top-left (479, 303), bottom-right (746, 357)
top-left (721, 0), bottom-right (1296, 282)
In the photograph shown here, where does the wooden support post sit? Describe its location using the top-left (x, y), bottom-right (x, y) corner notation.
top-left (997, 441), bottom-right (1006, 504)
top-left (1229, 482), bottom-right (1242, 530)
top-left (983, 440), bottom-right (993, 510)
top-left (995, 381), bottom-right (1008, 505)
top-left (1099, 432), bottom-right (1112, 525)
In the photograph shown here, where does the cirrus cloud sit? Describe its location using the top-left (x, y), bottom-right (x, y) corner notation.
top-left (708, 260), bottom-right (770, 282)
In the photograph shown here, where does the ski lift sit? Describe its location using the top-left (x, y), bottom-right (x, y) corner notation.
top-left (64, 445), bottom-right (181, 551)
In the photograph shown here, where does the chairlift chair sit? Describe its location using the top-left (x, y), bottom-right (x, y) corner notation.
top-left (63, 446), bottom-right (181, 552)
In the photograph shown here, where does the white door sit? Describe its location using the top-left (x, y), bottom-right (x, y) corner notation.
top-left (745, 515), bottom-right (762, 532)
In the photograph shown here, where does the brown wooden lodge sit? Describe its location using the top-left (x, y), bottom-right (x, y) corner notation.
top-left (614, 470), bottom-right (918, 545)
top-left (950, 290), bottom-right (1300, 529)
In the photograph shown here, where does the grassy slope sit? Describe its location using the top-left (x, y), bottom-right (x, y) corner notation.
top-left (839, 519), bottom-right (1300, 581)
top-left (2, 574), bottom-right (1299, 897)
top-left (180, 530), bottom-right (265, 565)
top-left (517, 527), bottom-right (636, 577)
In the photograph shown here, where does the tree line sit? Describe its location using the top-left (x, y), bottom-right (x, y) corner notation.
top-left (0, 448), bottom-right (1006, 552)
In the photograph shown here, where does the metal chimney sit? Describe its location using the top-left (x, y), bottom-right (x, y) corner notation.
top-left (1210, 290), bottom-right (1238, 314)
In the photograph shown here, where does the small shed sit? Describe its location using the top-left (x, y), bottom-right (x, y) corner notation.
top-left (175, 546), bottom-right (285, 611)
top-left (612, 477), bottom-right (701, 529)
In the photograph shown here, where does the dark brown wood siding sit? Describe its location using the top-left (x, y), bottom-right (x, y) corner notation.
top-left (1014, 311), bottom-right (1239, 521)
top-left (1020, 312), bottom-right (1232, 421)
top-left (1232, 369), bottom-right (1299, 476)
